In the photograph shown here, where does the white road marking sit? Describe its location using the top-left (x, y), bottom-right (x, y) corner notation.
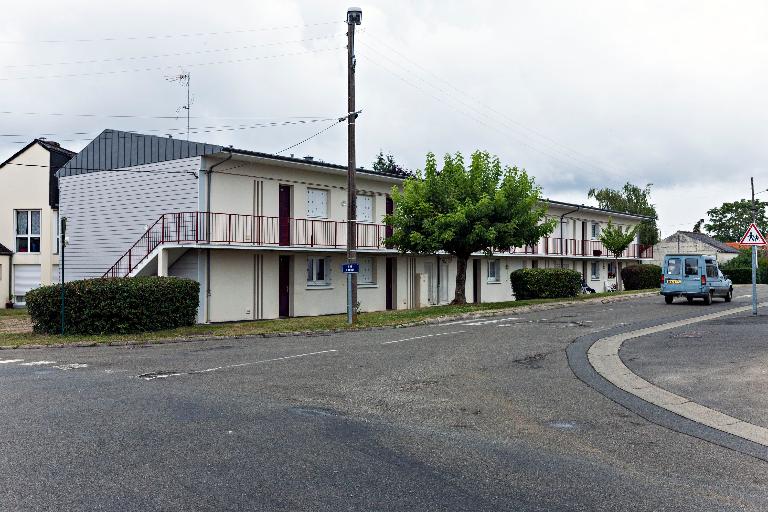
top-left (736, 295), bottom-right (752, 299)
top-left (382, 331), bottom-right (465, 345)
top-left (0, 359), bottom-right (24, 364)
top-left (465, 317), bottom-right (521, 326)
top-left (441, 317), bottom-right (520, 326)
top-left (53, 363), bottom-right (88, 371)
top-left (189, 349), bottom-right (338, 375)
top-left (19, 361), bottom-right (56, 366)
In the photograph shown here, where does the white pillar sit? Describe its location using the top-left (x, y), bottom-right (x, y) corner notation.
top-left (157, 248), bottom-right (169, 277)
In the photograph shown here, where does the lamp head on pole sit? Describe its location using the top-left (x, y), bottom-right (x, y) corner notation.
top-left (347, 7), bottom-right (362, 25)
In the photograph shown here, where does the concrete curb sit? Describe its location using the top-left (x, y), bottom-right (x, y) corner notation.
top-left (1, 290), bottom-right (657, 351)
top-left (567, 302), bottom-right (768, 461)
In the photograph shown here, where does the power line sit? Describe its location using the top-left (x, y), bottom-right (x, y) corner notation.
top-left (0, 110), bottom-right (335, 120)
top-left (276, 116), bottom-right (351, 154)
top-left (0, 21), bottom-right (342, 44)
top-left (3, 34), bottom-right (346, 69)
top-left (0, 46), bottom-right (344, 81)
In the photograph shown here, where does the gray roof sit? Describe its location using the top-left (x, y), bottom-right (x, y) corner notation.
top-left (57, 129), bottom-right (411, 179)
top-left (663, 231), bottom-right (739, 253)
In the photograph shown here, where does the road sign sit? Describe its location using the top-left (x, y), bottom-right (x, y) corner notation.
top-left (739, 223), bottom-right (766, 246)
top-left (341, 263), bottom-right (359, 273)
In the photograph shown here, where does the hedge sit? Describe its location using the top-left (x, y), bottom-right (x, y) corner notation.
top-left (510, 268), bottom-right (581, 300)
top-left (25, 277), bottom-right (200, 335)
top-left (722, 267), bottom-right (768, 285)
top-left (620, 264), bottom-right (662, 290)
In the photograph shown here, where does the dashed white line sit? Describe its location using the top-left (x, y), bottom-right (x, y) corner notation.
top-left (465, 317), bottom-right (521, 326)
top-left (53, 363), bottom-right (88, 371)
top-left (19, 361), bottom-right (56, 366)
top-left (190, 349), bottom-right (338, 375)
top-left (382, 331), bottom-right (466, 345)
top-left (0, 359), bottom-right (24, 364)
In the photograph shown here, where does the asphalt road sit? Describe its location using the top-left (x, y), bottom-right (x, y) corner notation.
top-left (1, 286), bottom-right (767, 511)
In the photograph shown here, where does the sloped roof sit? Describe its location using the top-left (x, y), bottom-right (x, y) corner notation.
top-left (0, 138), bottom-right (76, 170)
top-left (663, 231), bottom-right (739, 253)
top-left (0, 242), bottom-right (12, 255)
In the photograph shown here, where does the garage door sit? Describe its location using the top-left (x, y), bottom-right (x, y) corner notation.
top-left (14, 264), bottom-right (41, 304)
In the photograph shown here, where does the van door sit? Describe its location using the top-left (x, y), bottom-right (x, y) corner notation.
top-left (682, 256), bottom-right (701, 293)
top-left (663, 256), bottom-right (683, 293)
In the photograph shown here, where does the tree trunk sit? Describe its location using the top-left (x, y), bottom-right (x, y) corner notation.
top-left (616, 258), bottom-right (621, 291)
top-left (452, 255), bottom-right (469, 304)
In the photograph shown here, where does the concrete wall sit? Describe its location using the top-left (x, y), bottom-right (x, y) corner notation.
top-left (59, 158), bottom-right (199, 281)
top-left (652, 234), bottom-right (739, 266)
top-left (0, 255), bottom-right (10, 305)
top-left (207, 249), bottom-right (280, 323)
top-left (0, 142), bottom-right (60, 304)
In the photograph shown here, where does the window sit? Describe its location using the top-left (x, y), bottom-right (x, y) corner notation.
top-left (307, 256), bottom-right (330, 286)
top-left (591, 222), bottom-right (601, 239)
top-left (684, 258), bottom-right (699, 276)
top-left (358, 257), bottom-right (375, 285)
top-left (306, 188), bottom-right (328, 219)
top-left (607, 262), bottom-right (616, 278)
top-left (531, 260), bottom-right (539, 269)
top-left (15, 210), bottom-right (41, 253)
top-left (590, 262), bottom-right (600, 280)
top-left (356, 195), bottom-right (374, 223)
top-left (667, 258), bottom-right (680, 275)
top-left (487, 259), bottom-right (501, 282)
top-left (706, 264), bottom-right (718, 278)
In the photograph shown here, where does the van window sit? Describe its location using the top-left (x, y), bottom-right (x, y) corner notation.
top-left (706, 264), bottom-right (718, 278)
top-left (667, 258), bottom-right (680, 275)
top-left (685, 258), bottom-right (699, 276)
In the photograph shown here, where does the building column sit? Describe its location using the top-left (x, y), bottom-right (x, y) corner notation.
top-left (157, 248), bottom-right (169, 277)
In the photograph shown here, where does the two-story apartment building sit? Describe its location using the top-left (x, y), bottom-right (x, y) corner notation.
top-left (0, 139), bottom-right (76, 306)
top-left (57, 130), bottom-right (652, 322)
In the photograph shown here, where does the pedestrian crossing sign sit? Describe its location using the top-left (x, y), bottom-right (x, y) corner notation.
top-left (739, 223), bottom-right (766, 246)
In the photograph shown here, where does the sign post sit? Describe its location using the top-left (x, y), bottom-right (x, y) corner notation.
top-left (739, 222), bottom-right (766, 316)
top-left (341, 263), bottom-right (360, 323)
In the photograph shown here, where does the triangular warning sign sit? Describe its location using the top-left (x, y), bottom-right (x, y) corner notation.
top-left (739, 223), bottom-right (767, 245)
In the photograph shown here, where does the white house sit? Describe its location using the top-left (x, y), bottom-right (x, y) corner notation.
top-left (57, 130), bottom-right (653, 322)
top-left (0, 139), bottom-right (76, 306)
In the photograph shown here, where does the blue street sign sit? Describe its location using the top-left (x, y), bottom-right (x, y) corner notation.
top-left (342, 263), bottom-right (359, 273)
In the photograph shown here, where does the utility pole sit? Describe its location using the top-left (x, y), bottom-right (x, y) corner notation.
top-left (346, 7), bottom-right (362, 324)
top-left (751, 177), bottom-right (758, 316)
top-left (60, 217), bottom-right (67, 335)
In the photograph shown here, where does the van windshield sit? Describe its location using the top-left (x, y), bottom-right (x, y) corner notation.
top-left (685, 258), bottom-right (699, 276)
top-left (667, 258), bottom-right (680, 275)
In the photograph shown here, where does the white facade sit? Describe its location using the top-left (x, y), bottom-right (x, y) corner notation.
top-left (0, 140), bottom-right (75, 306)
top-left (57, 132), bottom-right (653, 322)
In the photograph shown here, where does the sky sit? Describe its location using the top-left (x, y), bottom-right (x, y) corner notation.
top-left (1, 1), bottom-right (767, 237)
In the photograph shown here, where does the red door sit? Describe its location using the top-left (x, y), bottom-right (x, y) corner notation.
top-left (279, 255), bottom-right (290, 317)
top-left (279, 185), bottom-right (291, 246)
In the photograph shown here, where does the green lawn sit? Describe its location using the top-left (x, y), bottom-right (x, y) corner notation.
top-left (0, 289), bottom-right (657, 348)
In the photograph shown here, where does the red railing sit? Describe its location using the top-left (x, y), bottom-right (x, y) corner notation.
top-left (103, 212), bottom-right (388, 278)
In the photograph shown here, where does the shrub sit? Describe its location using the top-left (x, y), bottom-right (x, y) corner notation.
top-left (722, 267), bottom-right (768, 285)
top-left (25, 277), bottom-right (199, 335)
top-left (510, 268), bottom-right (581, 300)
top-left (621, 264), bottom-right (662, 290)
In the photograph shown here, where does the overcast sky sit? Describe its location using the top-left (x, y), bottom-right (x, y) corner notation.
top-left (1, 1), bottom-right (766, 237)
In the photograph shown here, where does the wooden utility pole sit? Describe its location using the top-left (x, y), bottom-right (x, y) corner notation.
top-left (346, 7), bottom-right (362, 324)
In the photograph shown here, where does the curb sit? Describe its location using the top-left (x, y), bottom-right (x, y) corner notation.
top-left (1, 290), bottom-right (657, 351)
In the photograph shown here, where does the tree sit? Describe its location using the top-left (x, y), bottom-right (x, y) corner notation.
top-left (704, 199), bottom-right (768, 242)
top-left (692, 219), bottom-right (705, 233)
top-left (599, 218), bottom-right (640, 291)
top-left (385, 151), bottom-right (555, 304)
top-left (587, 183), bottom-right (659, 246)
top-left (372, 150), bottom-right (404, 175)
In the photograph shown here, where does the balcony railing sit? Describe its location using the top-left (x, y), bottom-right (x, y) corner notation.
top-left (103, 213), bottom-right (654, 278)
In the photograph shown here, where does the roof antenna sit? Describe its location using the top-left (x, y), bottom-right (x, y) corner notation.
top-left (166, 71), bottom-right (191, 140)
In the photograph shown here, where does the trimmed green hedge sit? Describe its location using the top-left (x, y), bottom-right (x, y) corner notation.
top-left (722, 267), bottom-right (768, 284)
top-left (510, 268), bottom-right (581, 300)
top-left (25, 277), bottom-right (199, 335)
top-left (620, 264), bottom-right (662, 290)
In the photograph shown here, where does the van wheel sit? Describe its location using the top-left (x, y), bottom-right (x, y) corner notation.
top-left (665, 296), bottom-right (674, 304)
top-left (704, 291), bottom-right (713, 305)
top-left (725, 288), bottom-right (733, 302)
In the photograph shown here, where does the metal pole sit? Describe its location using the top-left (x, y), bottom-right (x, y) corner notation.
top-left (346, 8), bottom-right (361, 324)
top-left (60, 217), bottom-right (67, 335)
top-left (751, 177), bottom-right (758, 316)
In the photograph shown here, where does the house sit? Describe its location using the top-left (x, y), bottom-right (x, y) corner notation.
top-left (0, 139), bottom-right (76, 306)
top-left (652, 231), bottom-right (740, 266)
top-left (57, 129), bottom-right (653, 322)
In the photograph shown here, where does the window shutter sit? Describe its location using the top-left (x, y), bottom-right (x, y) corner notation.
top-left (356, 195), bottom-right (373, 223)
top-left (307, 189), bottom-right (328, 218)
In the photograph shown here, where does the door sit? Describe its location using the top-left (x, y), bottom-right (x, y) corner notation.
top-left (438, 259), bottom-right (450, 304)
top-left (385, 257), bottom-right (395, 310)
top-left (472, 259), bottom-right (481, 303)
top-left (424, 261), bottom-right (437, 305)
top-left (278, 255), bottom-right (290, 317)
top-left (279, 185), bottom-right (291, 246)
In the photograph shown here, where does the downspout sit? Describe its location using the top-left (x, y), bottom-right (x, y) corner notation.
top-left (7, 253), bottom-right (12, 307)
top-left (204, 151), bottom-right (232, 323)
top-left (559, 206), bottom-right (581, 268)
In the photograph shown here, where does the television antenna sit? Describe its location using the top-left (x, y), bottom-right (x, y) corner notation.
top-left (166, 72), bottom-right (191, 140)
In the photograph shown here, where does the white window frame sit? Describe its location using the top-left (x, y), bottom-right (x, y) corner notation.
top-left (307, 256), bottom-right (331, 286)
top-left (590, 262), bottom-right (600, 280)
top-left (15, 209), bottom-right (42, 254)
top-left (358, 256), bottom-right (376, 285)
top-left (607, 261), bottom-right (616, 278)
top-left (306, 188), bottom-right (329, 219)
top-left (487, 258), bottom-right (501, 283)
top-left (591, 222), bottom-right (601, 240)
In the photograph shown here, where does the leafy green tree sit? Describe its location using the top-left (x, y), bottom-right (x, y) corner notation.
top-left (372, 150), bottom-right (404, 175)
top-left (599, 218), bottom-right (640, 291)
top-left (587, 183), bottom-right (659, 246)
top-left (704, 199), bottom-right (768, 242)
top-left (692, 219), bottom-right (705, 233)
top-left (385, 151), bottom-right (555, 304)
